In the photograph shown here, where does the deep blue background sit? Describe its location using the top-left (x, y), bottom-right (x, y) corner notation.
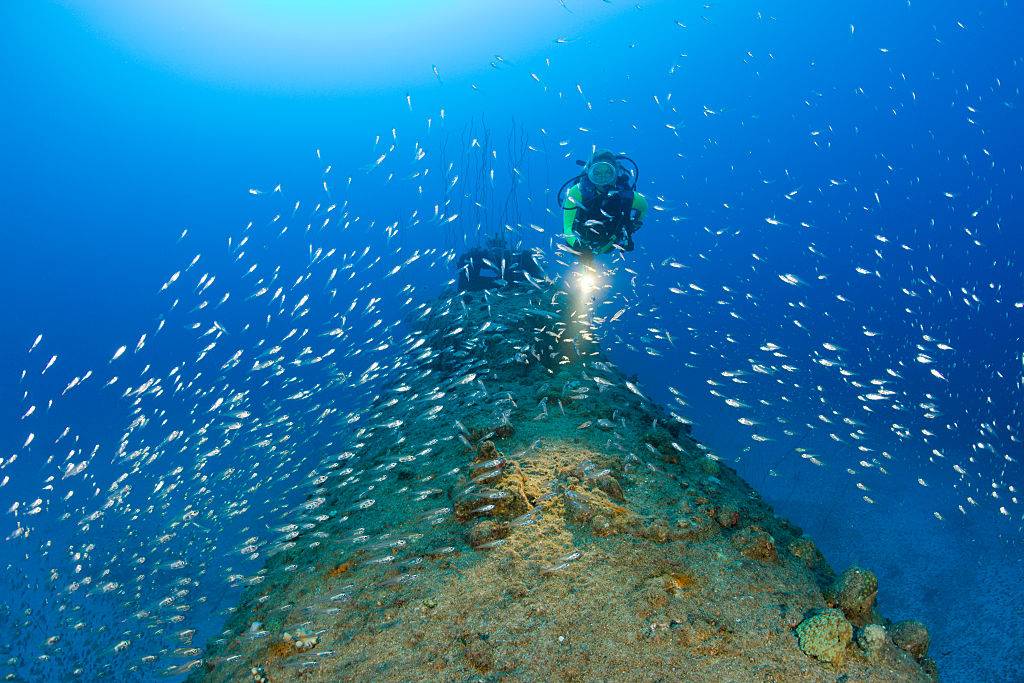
top-left (2, 1), bottom-right (1021, 680)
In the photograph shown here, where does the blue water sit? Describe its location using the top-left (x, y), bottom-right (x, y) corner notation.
top-left (2, 1), bottom-right (1021, 680)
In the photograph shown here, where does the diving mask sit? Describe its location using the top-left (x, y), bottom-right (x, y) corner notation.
top-left (587, 160), bottom-right (617, 187)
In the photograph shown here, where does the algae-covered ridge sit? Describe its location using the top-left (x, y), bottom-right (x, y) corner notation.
top-left (194, 281), bottom-right (937, 682)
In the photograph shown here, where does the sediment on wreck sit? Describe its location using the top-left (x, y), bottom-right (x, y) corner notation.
top-left (194, 280), bottom-right (937, 682)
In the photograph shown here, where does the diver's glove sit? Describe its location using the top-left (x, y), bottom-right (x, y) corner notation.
top-left (572, 232), bottom-right (596, 254)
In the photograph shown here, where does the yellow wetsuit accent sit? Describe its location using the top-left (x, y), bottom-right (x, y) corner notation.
top-left (563, 184), bottom-right (648, 253)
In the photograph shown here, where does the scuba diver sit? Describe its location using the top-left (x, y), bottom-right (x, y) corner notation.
top-left (559, 149), bottom-right (648, 263)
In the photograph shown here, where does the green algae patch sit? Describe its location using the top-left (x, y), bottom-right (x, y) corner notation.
top-left (796, 608), bottom-right (853, 665)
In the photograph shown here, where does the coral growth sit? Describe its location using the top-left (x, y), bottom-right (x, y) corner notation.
top-left (856, 623), bottom-right (888, 660)
top-left (890, 620), bottom-right (930, 660)
top-left (796, 609), bottom-right (853, 665)
top-left (731, 527), bottom-right (779, 563)
top-left (467, 520), bottom-right (509, 549)
top-left (787, 535), bottom-right (833, 585)
top-left (832, 566), bottom-right (878, 626)
top-left (281, 627), bottom-right (318, 651)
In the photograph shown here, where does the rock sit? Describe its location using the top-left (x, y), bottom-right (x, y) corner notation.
top-left (714, 505), bottom-right (739, 528)
top-left (283, 627), bottom-right (319, 651)
top-left (788, 536), bottom-right (829, 573)
top-left (469, 464), bottom-right (503, 484)
top-left (673, 513), bottom-right (717, 541)
top-left (463, 638), bottom-right (494, 673)
top-left (455, 480), bottom-right (528, 522)
top-left (590, 514), bottom-right (614, 536)
top-left (477, 440), bottom-right (500, 460)
top-left (642, 428), bottom-right (673, 455)
top-left (639, 577), bottom-right (669, 611)
top-left (453, 495), bottom-right (478, 521)
top-left (856, 623), bottom-right (887, 659)
top-left (595, 474), bottom-right (624, 501)
top-left (454, 490), bottom-right (511, 521)
top-left (796, 609), bottom-right (853, 665)
top-left (504, 581), bottom-right (529, 600)
top-left (564, 491), bottom-right (594, 524)
top-left (568, 462), bottom-right (590, 480)
top-left (467, 520), bottom-right (509, 549)
top-left (833, 567), bottom-right (878, 627)
top-left (493, 423), bottom-right (514, 440)
top-left (889, 620), bottom-right (930, 660)
top-left (780, 604), bottom-right (804, 629)
top-left (641, 518), bottom-right (670, 543)
top-left (663, 572), bottom-right (698, 593)
top-left (697, 457), bottom-right (720, 476)
top-left (732, 528), bottom-right (778, 563)
top-left (920, 656), bottom-right (940, 681)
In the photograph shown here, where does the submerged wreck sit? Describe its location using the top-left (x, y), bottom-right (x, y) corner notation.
top-left (195, 270), bottom-right (938, 682)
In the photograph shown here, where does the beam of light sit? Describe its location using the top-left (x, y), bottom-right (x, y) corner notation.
top-left (572, 264), bottom-right (604, 302)
top-left (67, 0), bottom-right (635, 91)
top-left (565, 263), bottom-right (605, 359)
top-left (578, 271), bottom-right (598, 295)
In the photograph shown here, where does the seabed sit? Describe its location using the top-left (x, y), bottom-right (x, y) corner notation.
top-left (194, 280), bottom-right (936, 682)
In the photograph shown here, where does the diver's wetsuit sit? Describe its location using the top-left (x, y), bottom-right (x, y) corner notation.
top-left (562, 176), bottom-right (648, 257)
